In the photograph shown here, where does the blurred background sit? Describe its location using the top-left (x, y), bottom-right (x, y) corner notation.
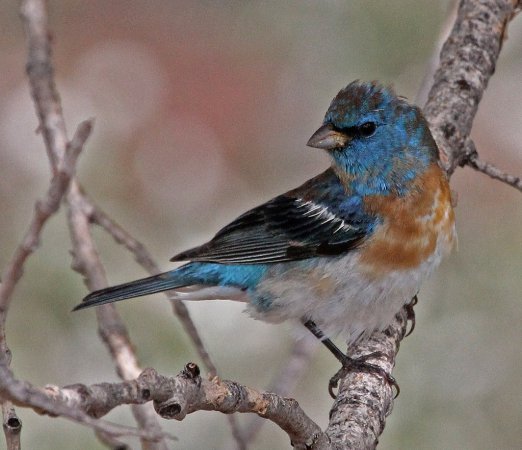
top-left (1, 1), bottom-right (521, 449)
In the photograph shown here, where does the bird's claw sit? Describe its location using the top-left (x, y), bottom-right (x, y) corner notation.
top-left (328, 351), bottom-right (399, 399)
top-left (404, 295), bottom-right (418, 337)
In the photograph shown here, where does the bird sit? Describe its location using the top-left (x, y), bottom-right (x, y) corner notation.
top-left (74, 80), bottom-right (456, 394)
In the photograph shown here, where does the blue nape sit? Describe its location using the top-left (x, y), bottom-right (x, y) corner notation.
top-left (172, 262), bottom-right (268, 290)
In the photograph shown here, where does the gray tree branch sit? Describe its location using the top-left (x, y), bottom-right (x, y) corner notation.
top-left (0, 363), bottom-right (174, 442)
top-left (325, 0), bottom-right (522, 448)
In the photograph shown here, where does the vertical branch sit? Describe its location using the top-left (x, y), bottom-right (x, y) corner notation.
top-left (10, 0), bottom-right (171, 448)
top-left (325, 311), bottom-right (406, 449)
top-left (20, 0), bottom-right (68, 170)
top-left (0, 2), bottom-right (92, 444)
top-left (325, 0), bottom-right (522, 448)
top-left (2, 404), bottom-right (21, 450)
top-left (66, 183), bottom-right (169, 450)
top-left (424, 0), bottom-right (521, 172)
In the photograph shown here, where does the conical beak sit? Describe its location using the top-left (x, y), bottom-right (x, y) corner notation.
top-left (306, 124), bottom-right (350, 150)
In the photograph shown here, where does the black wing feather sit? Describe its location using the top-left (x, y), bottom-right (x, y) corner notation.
top-left (170, 180), bottom-right (371, 265)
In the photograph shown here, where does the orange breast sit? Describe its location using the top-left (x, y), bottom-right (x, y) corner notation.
top-left (360, 164), bottom-right (456, 274)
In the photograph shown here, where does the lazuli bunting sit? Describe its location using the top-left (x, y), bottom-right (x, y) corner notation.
top-left (75, 81), bottom-right (456, 390)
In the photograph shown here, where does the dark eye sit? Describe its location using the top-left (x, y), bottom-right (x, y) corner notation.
top-left (359, 122), bottom-right (376, 137)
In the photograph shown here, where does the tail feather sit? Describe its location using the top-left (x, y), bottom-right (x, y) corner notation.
top-left (73, 272), bottom-right (185, 311)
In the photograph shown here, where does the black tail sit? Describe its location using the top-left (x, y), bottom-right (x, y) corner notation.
top-left (73, 272), bottom-right (184, 311)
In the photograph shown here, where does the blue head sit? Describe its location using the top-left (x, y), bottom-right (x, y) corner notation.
top-left (307, 81), bottom-right (439, 196)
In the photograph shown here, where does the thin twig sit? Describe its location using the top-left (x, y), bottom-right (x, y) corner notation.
top-left (17, 0), bottom-right (171, 447)
top-left (86, 193), bottom-right (246, 449)
top-left (268, 335), bottom-right (319, 397)
top-left (66, 182), bottom-right (170, 450)
top-left (0, 119), bottom-right (92, 350)
top-left (95, 430), bottom-right (130, 450)
top-left (468, 157), bottom-right (522, 191)
top-left (86, 202), bottom-right (218, 376)
top-left (20, 0), bottom-right (67, 169)
top-left (465, 141), bottom-right (522, 191)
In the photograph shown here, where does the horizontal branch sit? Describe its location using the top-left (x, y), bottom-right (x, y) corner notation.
top-left (2, 362), bottom-right (330, 450)
top-left (0, 363), bottom-right (173, 443)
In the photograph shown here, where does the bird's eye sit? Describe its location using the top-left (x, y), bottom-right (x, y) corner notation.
top-left (359, 122), bottom-right (376, 137)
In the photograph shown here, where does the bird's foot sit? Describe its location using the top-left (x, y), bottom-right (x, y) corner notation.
top-left (328, 351), bottom-right (399, 399)
top-left (404, 294), bottom-right (418, 337)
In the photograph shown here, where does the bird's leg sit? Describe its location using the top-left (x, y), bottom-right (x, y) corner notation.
top-left (303, 319), bottom-right (398, 399)
top-left (404, 294), bottom-right (418, 337)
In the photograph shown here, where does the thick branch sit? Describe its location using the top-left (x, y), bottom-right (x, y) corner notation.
top-left (149, 364), bottom-right (328, 450)
top-left (14, 364), bottom-right (329, 450)
top-left (424, 0), bottom-right (521, 172)
top-left (326, 311), bottom-right (407, 449)
top-left (326, 1), bottom-right (522, 448)
top-left (0, 363), bottom-right (172, 442)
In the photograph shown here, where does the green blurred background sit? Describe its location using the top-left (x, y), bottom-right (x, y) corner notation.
top-left (1, 1), bottom-right (521, 449)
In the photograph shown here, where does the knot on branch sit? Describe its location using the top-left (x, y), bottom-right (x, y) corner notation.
top-left (146, 363), bottom-right (202, 420)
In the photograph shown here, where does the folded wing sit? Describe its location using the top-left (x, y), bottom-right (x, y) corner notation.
top-left (171, 171), bottom-right (374, 264)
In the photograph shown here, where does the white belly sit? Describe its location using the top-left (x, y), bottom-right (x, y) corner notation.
top-left (251, 236), bottom-right (448, 346)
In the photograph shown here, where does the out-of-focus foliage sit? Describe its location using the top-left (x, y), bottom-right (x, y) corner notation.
top-left (0, 1), bottom-right (521, 449)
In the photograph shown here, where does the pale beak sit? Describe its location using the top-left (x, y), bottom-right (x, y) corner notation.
top-left (306, 124), bottom-right (350, 150)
